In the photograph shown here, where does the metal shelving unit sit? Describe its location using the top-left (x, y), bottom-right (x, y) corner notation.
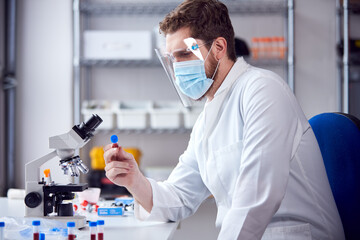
top-left (97, 128), bottom-right (192, 135)
top-left (336, 0), bottom-right (360, 114)
top-left (73, 0), bottom-right (294, 126)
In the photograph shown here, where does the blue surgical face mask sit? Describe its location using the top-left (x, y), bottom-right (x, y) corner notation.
top-left (173, 44), bottom-right (219, 100)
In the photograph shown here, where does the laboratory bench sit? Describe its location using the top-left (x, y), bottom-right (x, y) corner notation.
top-left (0, 197), bottom-right (178, 240)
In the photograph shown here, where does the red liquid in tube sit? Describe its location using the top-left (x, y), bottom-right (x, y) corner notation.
top-left (68, 234), bottom-right (76, 240)
top-left (98, 232), bottom-right (104, 240)
top-left (33, 233), bottom-right (39, 240)
top-left (91, 234), bottom-right (96, 240)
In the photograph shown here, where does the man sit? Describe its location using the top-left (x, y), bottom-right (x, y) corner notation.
top-left (104, 0), bottom-right (345, 239)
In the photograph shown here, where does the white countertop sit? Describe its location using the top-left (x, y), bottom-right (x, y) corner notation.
top-left (0, 197), bottom-right (178, 240)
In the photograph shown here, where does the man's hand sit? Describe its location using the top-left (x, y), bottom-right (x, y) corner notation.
top-left (103, 144), bottom-right (153, 212)
top-left (104, 144), bottom-right (141, 189)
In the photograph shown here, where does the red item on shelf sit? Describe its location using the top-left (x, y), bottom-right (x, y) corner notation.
top-left (91, 234), bottom-right (96, 240)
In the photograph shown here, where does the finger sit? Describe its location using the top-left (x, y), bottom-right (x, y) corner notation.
top-left (106, 168), bottom-right (129, 181)
top-left (104, 148), bottom-right (122, 164)
top-left (105, 161), bottom-right (131, 172)
top-left (103, 144), bottom-right (113, 152)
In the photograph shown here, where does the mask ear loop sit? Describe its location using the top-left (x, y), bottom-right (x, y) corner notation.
top-left (205, 42), bottom-right (221, 80)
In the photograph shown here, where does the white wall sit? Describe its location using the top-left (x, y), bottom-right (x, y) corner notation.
top-left (16, 0), bottom-right (73, 188)
top-left (295, 0), bottom-right (338, 118)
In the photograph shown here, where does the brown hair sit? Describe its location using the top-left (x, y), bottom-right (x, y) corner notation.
top-left (159, 0), bottom-right (236, 62)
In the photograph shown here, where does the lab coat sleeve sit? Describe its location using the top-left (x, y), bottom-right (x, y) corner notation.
top-left (134, 130), bottom-right (211, 222)
top-left (218, 76), bottom-right (300, 239)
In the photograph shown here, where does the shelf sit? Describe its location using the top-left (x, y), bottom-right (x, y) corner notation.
top-left (96, 128), bottom-right (192, 135)
top-left (80, 58), bottom-right (286, 68)
top-left (79, 1), bottom-right (287, 16)
top-left (80, 59), bottom-right (160, 67)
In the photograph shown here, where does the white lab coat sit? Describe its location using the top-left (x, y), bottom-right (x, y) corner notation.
top-left (135, 58), bottom-right (345, 239)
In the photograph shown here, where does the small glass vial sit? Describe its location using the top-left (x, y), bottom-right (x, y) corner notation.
top-left (97, 220), bottom-right (105, 240)
top-left (67, 222), bottom-right (76, 240)
top-left (32, 220), bottom-right (40, 240)
top-left (89, 221), bottom-right (97, 240)
top-left (0, 221), bottom-right (5, 240)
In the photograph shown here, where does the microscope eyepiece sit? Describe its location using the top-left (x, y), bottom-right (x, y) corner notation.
top-left (72, 114), bottom-right (103, 140)
top-left (84, 114), bottom-right (103, 131)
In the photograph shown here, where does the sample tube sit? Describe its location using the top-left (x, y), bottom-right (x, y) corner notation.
top-left (97, 220), bottom-right (105, 240)
top-left (111, 135), bottom-right (118, 148)
top-left (32, 220), bottom-right (40, 240)
top-left (67, 222), bottom-right (76, 240)
top-left (0, 222), bottom-right (5, 240)
top-left (44, 169), bottom-right (52, 185)
top-left (89, 222), bottom-right (97, 240)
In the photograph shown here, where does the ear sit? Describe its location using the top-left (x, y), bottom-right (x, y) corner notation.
top-left (212, 37), bottom-right (227, 61)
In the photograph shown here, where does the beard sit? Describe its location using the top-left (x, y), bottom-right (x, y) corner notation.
top-left (194, 55), bottom-right (219, 101)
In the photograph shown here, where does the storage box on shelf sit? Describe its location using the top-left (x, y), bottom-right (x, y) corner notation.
top-left (82, 100), bottom-right (115, 130)
top-left (114, 100), bottom-right (152, 129)
top-left (150, 101), bottom-right (182, 129)
top-left (182, 101), bottom-right (205, 129)
top-left (83, 30), bottom-right (152, 60)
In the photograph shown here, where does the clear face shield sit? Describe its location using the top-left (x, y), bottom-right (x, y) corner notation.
top-left (155, 38), bottom-right (211, 107)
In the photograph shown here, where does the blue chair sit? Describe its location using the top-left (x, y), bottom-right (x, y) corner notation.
top-left (309, 112), bottom-right (360, 240)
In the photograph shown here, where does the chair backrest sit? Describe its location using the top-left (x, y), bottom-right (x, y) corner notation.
top-left (309, 112), bottom-right (360, 240)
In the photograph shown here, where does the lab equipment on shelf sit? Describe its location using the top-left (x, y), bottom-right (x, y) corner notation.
top-left (114, 100), bottom-right (152, 129)
top-left (40, 233), bottom-right (45, 240)
top-left (84, 30), bottom-right (152, 60)
top-left (251, 36), bottom-right (287, 60)
top-left (150, 101), bottom-right (182, 129)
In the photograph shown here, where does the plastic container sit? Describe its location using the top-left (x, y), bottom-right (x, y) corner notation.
top-left (89, 222), bottom-right (97, 240)
top-left (97, 220), bottom-right (105, 240)
top-left (32, 220), bottom-right (40, 240)
top-left (114, 101), bottom-right (151, 129)
top-left (182, 102), bottom-right (204, 129)
top-left (0, 222), bottom-right (4, 240)
top-left (150, 101), bottom-right (182, 129)
top-left (67, 222), bottom-right (75, 240)
top-left (82, 100), bottom-right (115, 129)
top-left (77, 188), bottom-right (101, 205)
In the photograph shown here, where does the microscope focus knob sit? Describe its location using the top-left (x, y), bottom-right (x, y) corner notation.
top-left (25, 192), bottom-right (42, 208)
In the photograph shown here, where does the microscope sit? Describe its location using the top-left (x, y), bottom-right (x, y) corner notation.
top-left (24, 114), bottom-right (103, 228)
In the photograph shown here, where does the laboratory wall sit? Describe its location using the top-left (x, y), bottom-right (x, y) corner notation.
top-left (0, 0), bottom-right (5, 196)
top-left (295, 0), bottom-right (338, 118)
top-left (14, 0), bottom-right (341, 233)
top-left (15, 0), bottom-right (73, 187)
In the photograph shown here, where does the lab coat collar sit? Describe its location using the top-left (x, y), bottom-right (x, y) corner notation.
top-left (213, 57), bottom-right (249, 98)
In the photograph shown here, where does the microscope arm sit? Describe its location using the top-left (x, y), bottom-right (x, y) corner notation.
top-left (25, 150), bottom-right (57, 183)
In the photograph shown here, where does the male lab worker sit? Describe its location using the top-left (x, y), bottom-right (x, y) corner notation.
top-left (104, 0), bottom-right (345, 239)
